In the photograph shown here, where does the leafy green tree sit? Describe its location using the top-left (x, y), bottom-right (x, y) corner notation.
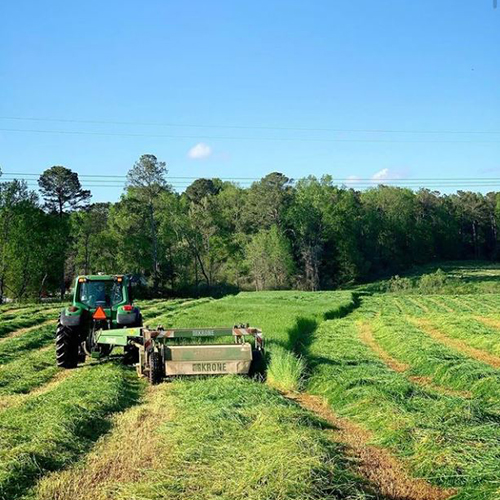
top-left (69, 203), bottom-right (114, 275)
top-left (125, 154), bottom-right (171, 292)
top-left (174, 196), bottom-right (232, 289)
top-left (450, 191), bottom-right (492, 259)
top-left (38, 166), bottom-right (91, 215)
top-left (243, 172), bottom-right (293, 232)
top-left (185, 178), bottom-right (222, 204)
top-left (245, 226), bottom-right (295, 290)
top-left (37, 166), bottom-right (91, 298)
top-left (0, 178), bottom-right (57, 301)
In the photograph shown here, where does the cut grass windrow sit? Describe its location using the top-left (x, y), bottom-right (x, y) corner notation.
top-left (0, 346), bottom-right (58, 397)
top-left (358, 322), bottom-right (471, 399)
top-left (0, 319), bottom-right (55, 343)
top-left (414, 318), bottom-right (500, 369)
top-left (0, 369), bottom-right (75, 411)
top-left (306, 318), bottom-right (500, 498)
top-left (0, 362), bottom-right (142, 500)
top-left (0, 310), bottom-right (59, 339)
top-left (32, 376), bottom-right (379, 500)
top-left (289, 393), bottom-right (454, 500)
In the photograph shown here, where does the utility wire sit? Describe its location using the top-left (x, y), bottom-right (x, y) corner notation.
top-left (2, 127), bottom-right (500, 144)
top-left (2, 116), bottom-right (500, 135)
top-left (6, 172), bottom-right (500, 184)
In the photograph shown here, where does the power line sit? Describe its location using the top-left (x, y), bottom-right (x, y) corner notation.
top-left (2, 116), bottom-right (500, 135)
top-left (10, 179), bottom-right (500, 189)
top-left (2, 172), bottom-right (260, 180)
top-left (2, 127), bottom-right (500, 144)
top-left (6, 171), bottom-right (500, 190)
top-left (6, 172), bottom-right (500, 182)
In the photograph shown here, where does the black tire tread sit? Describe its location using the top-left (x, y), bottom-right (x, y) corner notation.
top-left (148, 351), bottom-right (163, 385)
top-left (55, 322), bottom-right (79, 369)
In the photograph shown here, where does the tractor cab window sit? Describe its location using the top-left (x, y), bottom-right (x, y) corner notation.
top-left (78, 280), bottom-right (123, 308)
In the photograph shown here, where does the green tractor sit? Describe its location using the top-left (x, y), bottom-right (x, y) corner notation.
top-left (57, 273), bottom-right (265, 384)
top-left (56, 274), bottom-right (142, 368)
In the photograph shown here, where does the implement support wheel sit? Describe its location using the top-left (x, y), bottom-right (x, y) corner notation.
top-left (148, 351), bottom-right (163, 385)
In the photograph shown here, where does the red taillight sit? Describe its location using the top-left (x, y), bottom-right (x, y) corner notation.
top-left (123, 305), bottom-right (133, 312)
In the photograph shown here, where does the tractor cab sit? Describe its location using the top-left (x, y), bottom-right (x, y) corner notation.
top-left (73, 275), bottom-right (131, 312)
top-left (56, 274), bottom-right (142, 368)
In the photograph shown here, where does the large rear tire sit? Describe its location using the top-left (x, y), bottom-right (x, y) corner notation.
top-left (56, 323), bottom-right (79, 368)
top-left (148, 351), bottom-right (163, 385)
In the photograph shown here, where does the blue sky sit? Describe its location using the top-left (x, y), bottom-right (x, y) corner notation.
top-left (1, 0), bottom-right (500, 201)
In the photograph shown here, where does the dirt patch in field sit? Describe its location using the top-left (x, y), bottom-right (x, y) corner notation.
top-left (358, 322), bottom-right (409, 372)
top-left (287, 392), bottom-right (455, 500)
top-left (414, 319), bottom-right (500, 369)
top-left (34, 385), bottom-right (169, 500)
top-left (0, 319), bottom-right (55, 344)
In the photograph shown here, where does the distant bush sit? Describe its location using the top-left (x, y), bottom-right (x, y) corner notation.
top-left (386, 269), bottom-right (448, 294)
top-left (387, 275), bottom-right (414, 293)
top-left (418, 269), bottom-right (447, 293)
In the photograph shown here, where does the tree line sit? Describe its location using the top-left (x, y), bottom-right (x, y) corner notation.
top-left (1, 154), bottom-right (499, 301)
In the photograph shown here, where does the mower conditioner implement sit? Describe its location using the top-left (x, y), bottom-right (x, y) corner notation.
top-left (96, 324), bottom-right (265, 384)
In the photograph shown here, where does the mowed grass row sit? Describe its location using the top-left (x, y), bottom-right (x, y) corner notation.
top-left (31, 377), bottom-right (376, 500)
top-left (306, 317), bottom-right (500, 500)
top-left (422, 316), bottom-right (500, 357)
top-left (370, 316), bottom-right (500, 410)
top-left (0, 363), bottom-right (142, 500)
top-left (0, 308), bottom-right (60, 338)
top-left (359, 293), bottom-right (500, 318)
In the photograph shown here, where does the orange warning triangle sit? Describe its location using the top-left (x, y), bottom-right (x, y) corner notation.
top-left (93, 306), bottom-right (107, 320)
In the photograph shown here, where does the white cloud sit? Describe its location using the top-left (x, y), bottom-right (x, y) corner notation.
top-left (187, 143), bottom-right (212, 160)
top-left (371, 168), bottom-right (391, 182)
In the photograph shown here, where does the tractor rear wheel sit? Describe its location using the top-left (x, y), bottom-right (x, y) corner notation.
top-left (56, 323), bottom-right (79, 368)
top-left (148, 352), bottom-right (163, 385)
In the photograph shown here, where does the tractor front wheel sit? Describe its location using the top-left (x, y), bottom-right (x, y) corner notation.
top-left (56, 323), bottom-right (79, 368)
top-left (148, 352), bottom-right (163, 385)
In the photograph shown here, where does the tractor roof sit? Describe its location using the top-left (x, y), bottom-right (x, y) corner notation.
top-left (76, 274), bottom-right (125, 281)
